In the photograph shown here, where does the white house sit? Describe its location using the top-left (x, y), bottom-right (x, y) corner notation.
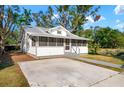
top-left (20, 25), bottom-right (89, 57)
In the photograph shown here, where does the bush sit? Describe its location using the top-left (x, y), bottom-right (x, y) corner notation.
top-left (5, 45), bottom-right (20, 52)
top-left (88, 49), bottom-right (96, 54)
top-left (97, 48), bottom-right (124, 56)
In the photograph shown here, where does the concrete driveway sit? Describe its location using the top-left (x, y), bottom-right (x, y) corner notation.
top-left (19, 58), bottom-right (124, 87)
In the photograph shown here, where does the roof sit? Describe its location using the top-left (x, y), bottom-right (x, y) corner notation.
top-left (23, 25), bottom-right (90, 40)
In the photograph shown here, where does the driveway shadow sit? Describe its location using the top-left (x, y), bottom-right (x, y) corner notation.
top-left (0, 53), bottom-right (14, 70)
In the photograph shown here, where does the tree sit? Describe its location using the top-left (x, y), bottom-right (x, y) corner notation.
top-left (5, 30), bottom-right (19, 45)
top-left (33, 6), bottom-right (54, 27)
top-left (0, 6), bottom-right (33, 54)
top-left (0, 5), bottom-right (20, 54)
top-left (83, 27), bottom-right (124, 49)
top-left (19, 8), bottom-right (33, 26)
top-left (33, 5), bottom-right (100, 33)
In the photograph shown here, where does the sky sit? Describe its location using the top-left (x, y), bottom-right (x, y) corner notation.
top-left (19, 5), bottom-right (124, 32)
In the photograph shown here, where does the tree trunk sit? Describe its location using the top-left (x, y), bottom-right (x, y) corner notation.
top-left (0, 5), bottom-right (5, 55)
top-left (0, 36), bottom-right (5, 55)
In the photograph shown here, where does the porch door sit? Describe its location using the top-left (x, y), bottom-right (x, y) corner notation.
top-left (65, 39), bottom-right (70, 52)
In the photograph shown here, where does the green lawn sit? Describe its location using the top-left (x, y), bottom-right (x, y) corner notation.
top-left (79, 54), bottom-right (124, 72)
top-left (0, 53), bottom-right (29, 87)
top-left (0, 64), bottom-right (29, 87)
top-left (80, 54), bottom-right (124, 65)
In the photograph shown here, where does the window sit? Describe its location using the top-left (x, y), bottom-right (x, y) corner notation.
top-left (49, 37), bottom-right (56, 46)
top-left (57, 30), bottom-right (61, 34)
top-left (82, 40), bottom-right (87, 46)
top-left (57, 38), bottom-right (64, 46)
top-left (31, 36), bottom-right (36, 46)
top-left (71, 39), bottom-right (77, 46)
top-left (71, 40), bottom-right (87, 46)
top-left (39, 37), bottom-right (48, 46)
top-left (66, 39), bottom-right (70, 45)
top-left (77, 40), bottom-right (82, 46)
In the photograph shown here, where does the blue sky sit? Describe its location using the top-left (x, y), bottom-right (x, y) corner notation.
top-left (20, 5), bottom-right (124, 32)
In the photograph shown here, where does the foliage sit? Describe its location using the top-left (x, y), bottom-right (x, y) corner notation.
top-left (33, 6), bottom-right (54, 27)
top-left (5, 30), bottom-right (19, 44)
top-left (0, 5), bottom-right (33, 52)
top-left (1, 5), bottom-right (124, 51)
top-left (0, 6), bottom-right (20, 43)
top-left (19, 8), bottom-right (33, 26)
top-left (83, 27), bottom-right (124, 49)
top-left (33, 5), bottom-right (100, 33)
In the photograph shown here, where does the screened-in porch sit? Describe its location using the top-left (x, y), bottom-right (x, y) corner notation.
top-left (29, 36), bottom-right (88, 56)
top-left (31, 36), bottom-right (87, 47)
top-left (21, 26), bottom-right (89, 56)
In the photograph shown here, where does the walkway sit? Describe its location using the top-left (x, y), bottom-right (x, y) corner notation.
top-left (65, 55), bottom-right (122, 69)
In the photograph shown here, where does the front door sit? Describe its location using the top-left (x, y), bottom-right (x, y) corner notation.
top-left (65, 39), bottom-right (70, 52)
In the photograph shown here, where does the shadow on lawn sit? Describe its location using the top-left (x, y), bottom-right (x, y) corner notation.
top-left (114, 52), bottom-right (124, 68)
top-left (113, 52), bottom-right (124, 62)
top-left (116, 52), bottom-right (124, 60)
top-left (0, 53), bottom-right (14, 70)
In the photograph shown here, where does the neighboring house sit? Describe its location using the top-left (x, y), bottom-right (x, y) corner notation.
top-left (20, 25), bottom-right (89, 56)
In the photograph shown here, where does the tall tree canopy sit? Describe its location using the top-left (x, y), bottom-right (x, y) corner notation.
top-left (82, 27), bottom-right (124, 48)
top-left (0, 5), bottom-right (33, 54)
top-left (0, 5), bottom-right (123, 54)
top-left (33, 5), bottom-right (100, 33)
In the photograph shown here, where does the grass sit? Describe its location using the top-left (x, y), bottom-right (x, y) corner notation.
top-left (0, 64), bottom-right (29, 87)
top-left (69, 57), bottom-right (124, 72)
top-left (80, 54), bottom-right (124, 65)
top-left (81, 60), bottom-right (124, 72)
top-left (0, 51), bottom-right (123, 86)
top-left (0, 53), bottom-right (29, 87)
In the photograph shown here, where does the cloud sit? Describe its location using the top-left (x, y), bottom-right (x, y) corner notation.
top-left (116, 19), bottom-right (121, 23)
top-left (86, 15), bottom-right (105, 23)
top-left (52, 13), bottom-right (59, 20)
top-left (114, 5), bottom-right (124, 15)
top-left (98, 16), bottom-right (106, 21)
top-left (115, 19), bottom-right (124, 29)
top-left (86, 16), bottom-right (94, 23)
top-left (116, 23), bottom-right (124, 29)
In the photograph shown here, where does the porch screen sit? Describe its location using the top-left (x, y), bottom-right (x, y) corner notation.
top-left (49, 37), bottom-right (56, 46)
top-left (82, 40), bottom-right (87, 46)
top-left (39, 37), bottom-right (48, 46)
top-left (77, 40), bottom-right (82, 46)
top-left (57, 38), bottom-right (64, 46)
top-left (31, 36), bottom-right (36, 46)
top-left (71, 39), bottom-right (77, 46)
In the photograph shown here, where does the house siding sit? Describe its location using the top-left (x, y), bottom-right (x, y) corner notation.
top-left (21, 26), bottom-right (89, 56)
top-left (36, 47), bottom-right (64, 56)
top-left (71, 46), bottom-right (88, 54)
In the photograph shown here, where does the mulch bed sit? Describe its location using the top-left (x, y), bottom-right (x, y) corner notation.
top-left (10, 52), bottom-right (36, 62)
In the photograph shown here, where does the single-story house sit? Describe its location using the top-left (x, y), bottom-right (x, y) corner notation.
top-left (20, 25), bottom-right (89, 56)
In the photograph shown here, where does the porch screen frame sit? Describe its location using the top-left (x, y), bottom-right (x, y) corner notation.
top-left (39, 36), bottom-right (48, 46)
top-left (57, 38), bottom-right (64, 46)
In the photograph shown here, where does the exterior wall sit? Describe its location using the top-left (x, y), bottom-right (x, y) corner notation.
top-left (50, 30), bottom-right (67, 36)
top-left (71, 46), bottom-right (88, 54)
top-left (26, 35), bottom-right (36, 55)
top-left (36, 47), bottom-right (64, 56)
top-left (21, 32), bottom-right (88, 56)
top-left (78, 46), bottom-right (88, 54)
top-left (21, 32), bottom-right (36, 55)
